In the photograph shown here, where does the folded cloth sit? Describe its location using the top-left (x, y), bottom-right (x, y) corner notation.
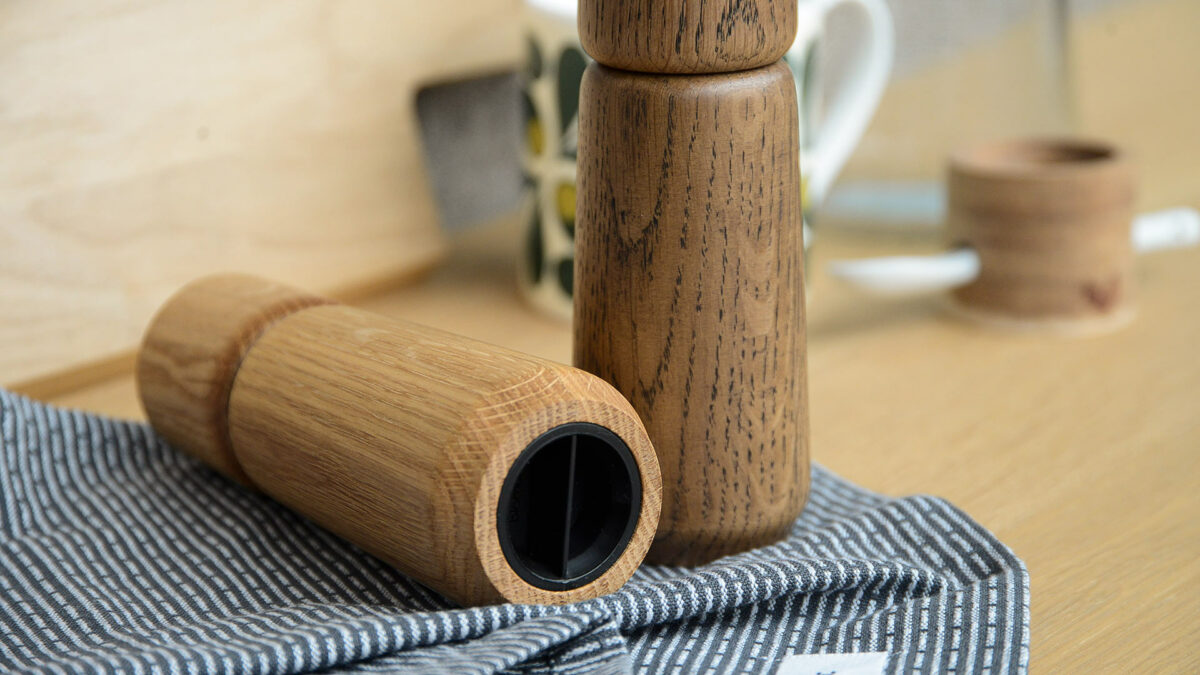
top-left (0, 390), bottom-right (1028, 674)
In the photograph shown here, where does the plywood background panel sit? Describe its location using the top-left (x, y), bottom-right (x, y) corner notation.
top-left (0, 0), bottom-right (521, 387)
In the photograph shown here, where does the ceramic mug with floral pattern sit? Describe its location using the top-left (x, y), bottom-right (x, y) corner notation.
top-left (519, 0), bottom-right (893, 319)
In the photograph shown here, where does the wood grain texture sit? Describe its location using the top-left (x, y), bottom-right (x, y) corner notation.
top-left (0, 0), bottom-right (521, 388)
top-left (579, 0), bottom-right (797, 73)
top-left (575, 62), bottom-right (808, 565)
top-left (137, 275), bottom-right (331, 485)
top-left (137, 275), bottom-right (661, 607)
top-left (947, 138), bottom-right (1135, 333)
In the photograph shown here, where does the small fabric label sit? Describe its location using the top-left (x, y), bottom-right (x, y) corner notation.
top-left (776, 651), bottom-right (889, 675)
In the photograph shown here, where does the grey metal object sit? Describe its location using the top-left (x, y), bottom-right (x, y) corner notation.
top-left (415, 72), bottom-right (523, 232)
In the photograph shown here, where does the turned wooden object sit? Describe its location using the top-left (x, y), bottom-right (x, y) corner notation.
top-left (137, 274), bottom-right (661, 607)
top-left (948, 138), bottom-right (1136, 332)
top-left (575, 6), bottom-right (808, 565)
top-left (578, 0), bottom-right (797, 73)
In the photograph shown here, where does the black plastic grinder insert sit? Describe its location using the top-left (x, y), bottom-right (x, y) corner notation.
top-left (496, 422), bottom-right (642, 591)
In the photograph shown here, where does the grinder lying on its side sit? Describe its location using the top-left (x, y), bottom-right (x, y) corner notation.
top-left (136, 274), bottom-right (661, 607)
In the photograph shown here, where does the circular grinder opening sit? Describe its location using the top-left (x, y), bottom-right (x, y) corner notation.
top-left (497, 423), bottom-right (641, 591)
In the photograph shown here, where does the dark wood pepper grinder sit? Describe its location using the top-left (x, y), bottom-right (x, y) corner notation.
top-left (574, 0), bottom-right (809, 565)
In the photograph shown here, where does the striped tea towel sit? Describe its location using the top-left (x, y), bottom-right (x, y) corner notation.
top-left (0, 389), bottom-right (1029, 674)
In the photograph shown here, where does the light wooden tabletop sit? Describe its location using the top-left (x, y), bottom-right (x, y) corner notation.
top-left (36, 213), bottom-right (1199, 673)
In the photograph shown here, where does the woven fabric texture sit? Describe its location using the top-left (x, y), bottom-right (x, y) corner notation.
top-left (0, 390), bottom-right (1029, 674)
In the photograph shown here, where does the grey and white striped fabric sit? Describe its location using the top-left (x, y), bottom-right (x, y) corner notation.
top-left (0, 389), bottom-right (1029, 674)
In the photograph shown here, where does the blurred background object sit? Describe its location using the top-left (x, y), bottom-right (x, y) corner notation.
top-left (820, 0), bottom-right (1200, 232)
top-left (515, 0), bottom-right (584, 320)
top-left (820, 0), bottom-right (1072, 230)
top-left (416, 74), bottom-right (523, 232)
top-left (828, 208), bottom-right (1200, 296)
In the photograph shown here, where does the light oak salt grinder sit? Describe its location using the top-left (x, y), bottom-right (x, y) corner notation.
top-left (575, 1), bottom-right (809, 565)
top-left (138, 275), bottom-right (662, 607)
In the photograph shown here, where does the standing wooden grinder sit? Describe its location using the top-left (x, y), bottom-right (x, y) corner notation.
top-left (575, 0), bottom-right (809, 564)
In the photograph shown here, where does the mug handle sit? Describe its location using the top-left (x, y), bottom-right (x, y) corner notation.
top-left (800, 0), bottom-right (894, 205)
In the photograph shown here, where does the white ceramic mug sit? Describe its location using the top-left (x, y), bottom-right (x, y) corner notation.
top-left (519, 0), bottom-right (893, 318)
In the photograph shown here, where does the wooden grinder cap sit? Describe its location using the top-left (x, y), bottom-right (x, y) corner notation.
top-left (947, 138), bottom-right (1137, 333)
top-left (137, 275), bottom-right (662, 606)
top-left (579, 0), bottom-right (798, 73)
